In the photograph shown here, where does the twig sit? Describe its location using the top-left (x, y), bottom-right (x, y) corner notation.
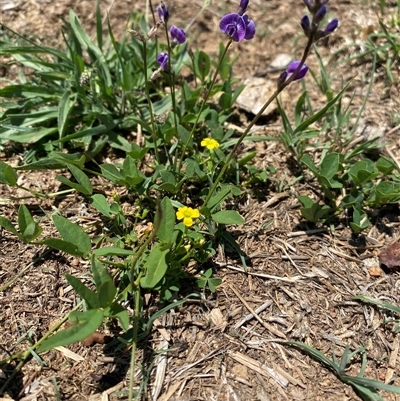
top-left (234, 300), bottom-right (273, 329)
top-left (228, 284), bottom-right (286, 339)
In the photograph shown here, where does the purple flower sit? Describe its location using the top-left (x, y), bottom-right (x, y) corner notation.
top-left (157, 2), bottom-right (169, 23)
top-left (313, 4), bottom-right (327, 24)
top-left (314, 18), bottom-right (339, 41)
top-left (323, 18), bottom-right (339, 35)
top-left (278, 61), bottom-right (308, 86)
top-left (157, 52), bottom-right (169, 70)
top-left (237, 0), bottom-right (249, 16)
top-left (303, 0), bottom-right (329, 12)
top-left (220, 13), bottom-right (255, 42)
top-left (287, 61), bottom-right (309, 80)
top-left (170, 25), bottom-right (186, 44)
top-left (301, 15), bottom-right (311, 36)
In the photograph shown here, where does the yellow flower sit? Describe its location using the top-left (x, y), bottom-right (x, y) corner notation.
top-left (176, 206), bottom-right (200, 227)
top-left (201, 138), bottom-right (220, 150)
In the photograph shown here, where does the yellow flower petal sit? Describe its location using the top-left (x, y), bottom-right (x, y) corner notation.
top-left (183, 217), bottom-right (193, 227)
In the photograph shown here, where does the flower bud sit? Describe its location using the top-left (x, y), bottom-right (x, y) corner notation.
top-left (170, 25), bottom-right (186, 44)
top-left (313, 4), bottom-right (327, 24)
top-left (157, 1), bottom-right (169, 23)
top-left (301, 15), bottom-right (311, 36)
top-left (237, 0), bottom-right (249, 16)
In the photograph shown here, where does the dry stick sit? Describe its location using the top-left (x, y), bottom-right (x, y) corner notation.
top-left (234, 300), bottom-right (273, 329)
top-left (228, 283), bottom-right (286, 339)
top-left (220, 262), bottom-right (305, 283)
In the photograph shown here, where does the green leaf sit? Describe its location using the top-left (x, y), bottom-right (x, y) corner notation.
top-left (104, 303), bottom-right (129, 331)
top-left (0, 216), bottom-right (20, 237)
top-left (40, 238), bottom-right (81, 256)
top-left (206, 185), bottom-right (232, 212)
top-left (0, 161), bottom-right (18, 186)
top-left (69, 10), bottom-right (111, 86)
top-left (58, 91), bottom-right (75, 139)
top-left (37, 309), bottom-right (104, 353)
top-left (66, 274), bottom-right (99, 309)
top-left (353, 295), bottom-right (400, 314)
top-left (52, 215), bottom-right (91, 256)
top-left (18, 204), bottom-right (43, 242)
top-left (376, 156), bottom-right (396, 175)
top-left (16, 153), bottom-right (86, 171)
top-left (155, 197), bottom-right (175, 243)
top-left (91, 258), bottom-right (117, 307)
top-left (300, 154), bottom-right (319, 177)
top-left (293, 81), bottom-right (351, 135)
top-left (140, 245), bottom-right (168, 289)
top-left (348, 159), bottom-right (379, 185)
top-left (56, 164), bottom-right (93, 195)
top-left (211, 210), bottom-right (244, 225)
top-left (93, 247), bottom-right (136, 257)
top-left (194, 50), bottom-right (210, 81)
top-left (350, 208), bottom-right (370, 233)
top-left (320, 153), bottom-right (340, 179)
top-left (100, 164), bottom-right (125, 185)
top-left (68, 163), bottom-right (93, 195)
top-left (90, 194), bottom-right (111, 217)
top-left (122, 156), bottom-right (145, 186)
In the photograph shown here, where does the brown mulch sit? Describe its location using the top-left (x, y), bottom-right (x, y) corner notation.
top-left (1, 0), bottom-right (400, 400)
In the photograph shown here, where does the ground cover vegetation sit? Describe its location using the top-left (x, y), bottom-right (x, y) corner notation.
top-left (1, 0), bottom-right (400, 399)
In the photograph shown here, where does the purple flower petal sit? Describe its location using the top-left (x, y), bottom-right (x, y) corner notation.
top-left (301, 15), bottom-right (311, 36)
top-left (220, 12), bottom-right (255, 42)
top-left (287, 60), bottom-right (308, 81)
top-left (157, 2), bottom-right (169, 23)
top-left (314, 4), bottom-right (327, 24)
top-left (157, 52), bottom-right (169, 70)
top-left (324, 18), bottom-right (339, 35)
top-left (243, 14), bottom-right (256, 40)
top-left (170, 25), bottom-right (186, 44)
top-left (237, 0), bottom-right (249, 15)
top-left (220, 13), bottom-right (246, 42)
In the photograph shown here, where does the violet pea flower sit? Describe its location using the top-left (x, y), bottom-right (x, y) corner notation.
top-left (220, 13), bottom-right (255, 42)
top-left (157, 2), bottom-right (169, 23)
top-left (157, 52), bottom-right (169, 70)
top-left (170, 25), bottom-right (186, 44)
top-left (286, 61), bottom-right (309, 80)
top-left (313, 4), bottom-right (327, 24)
top-left (323, 18), bottom-right (339, 35)
top-left (278, 61), bottom-right (309, 86)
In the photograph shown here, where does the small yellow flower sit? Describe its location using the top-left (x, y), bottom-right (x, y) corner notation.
top-left (176, 206), bottom-right (200, 227)
top-left (201, 138), bottom-right (220, 150)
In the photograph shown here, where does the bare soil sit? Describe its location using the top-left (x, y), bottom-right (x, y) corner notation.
top-left (1, 0), bottom-right (400, 400)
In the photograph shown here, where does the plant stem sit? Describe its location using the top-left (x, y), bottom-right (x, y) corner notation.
top-left (202, 38), bottom-right (314, 207)
top-left (176, 39), bottom-right (233, 175)
top-left (142, 40), bottom-right (161, 165)
top-left (127, 204), bottom-right (162, 401)
top-left (164, 23), bottom-right (178, 169)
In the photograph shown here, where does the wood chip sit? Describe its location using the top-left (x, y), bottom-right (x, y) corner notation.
top-left (54, 346), bottom-right (84, 362)
top-left (227, 350), bottom-right (288, 388)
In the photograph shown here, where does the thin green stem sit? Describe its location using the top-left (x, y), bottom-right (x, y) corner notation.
top-left (164, 23), bottom-right (178, 169)
top-left (142, 40), bottom-right (161, 165)
top-left (127, 204), bottom-right (162, 401)
top-left (128, 282), bottom-right (142, 401)
top-left (176, 39), bottom-right (233, 175)
top-left (202, 38), bottom-right (314, 207)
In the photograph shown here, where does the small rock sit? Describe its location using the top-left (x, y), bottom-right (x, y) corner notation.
top-left (236, 77), bottom-right (289, 116)
top-left (269, 53), bottom-right (293, 71)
